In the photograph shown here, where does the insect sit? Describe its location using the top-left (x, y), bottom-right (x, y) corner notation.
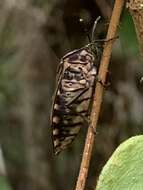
top-left (51, 17), bottom-right (102, 155)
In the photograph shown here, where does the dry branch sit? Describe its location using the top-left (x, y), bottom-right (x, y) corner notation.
top-left (127, 0), bottom-right (143, 57)
top-left (75, 0), bottom-right (125, 190)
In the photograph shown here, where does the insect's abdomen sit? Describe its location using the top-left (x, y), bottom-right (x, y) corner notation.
top-left (51, 48), bottom-right (97, 154)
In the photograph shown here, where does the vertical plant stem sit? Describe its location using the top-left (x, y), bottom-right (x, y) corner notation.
top-left (127, 0), bottom-right (143, 57)
top-left (75, 0), bottom-right (125, 190)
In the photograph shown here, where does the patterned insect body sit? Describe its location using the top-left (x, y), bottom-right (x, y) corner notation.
top-left (51, 46), bottom-right (98, 155)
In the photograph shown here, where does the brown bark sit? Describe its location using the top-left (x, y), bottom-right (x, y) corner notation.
top-left (127, 0), bottom-right (143, 56)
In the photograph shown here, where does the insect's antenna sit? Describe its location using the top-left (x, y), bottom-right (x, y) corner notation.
top-left (86, 32), bottom-right (91, 43)
top-left (91, 16), bottom-right (101, 42)
top-left (79, 18), bottom-right (91, 43)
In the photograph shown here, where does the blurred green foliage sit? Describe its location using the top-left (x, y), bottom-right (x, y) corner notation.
top-left (0, 176), bottom-right (12, 190)
top-left (119, 10), bottom-right (140, 57)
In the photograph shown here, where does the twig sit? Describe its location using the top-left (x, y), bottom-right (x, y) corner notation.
top-left (75, 1), bottom-right (125, 190)
top-left (127, 0), bottom-right (143, 57)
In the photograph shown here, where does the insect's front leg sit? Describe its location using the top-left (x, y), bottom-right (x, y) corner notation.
top-left (65, 90), bottom-right (97, 136)
top-left (92, 36), bottom-right (119, 44)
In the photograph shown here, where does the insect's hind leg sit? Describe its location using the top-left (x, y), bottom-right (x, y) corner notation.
top-left (66, 100), bottom-right (97, 135)
top-left (65, 86), bottom-right (90, 107)
top-left (65, 84), bottom-right (97, 135)
top-left (66, 105), bottom-right (97, 135)
top-left (77, 113), bottom-right (97, 135)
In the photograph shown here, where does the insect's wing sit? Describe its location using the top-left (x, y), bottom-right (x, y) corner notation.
top-left (51, 48), bottom-right (97, 155)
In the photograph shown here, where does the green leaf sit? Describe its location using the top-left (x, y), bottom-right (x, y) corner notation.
top-left (96, 135), bottom-right (143, 190)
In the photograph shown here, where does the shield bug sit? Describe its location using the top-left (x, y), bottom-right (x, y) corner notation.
top-left (51, 17), bottom-right (102, 155)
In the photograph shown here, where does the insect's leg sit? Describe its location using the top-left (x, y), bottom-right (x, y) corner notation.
top-left (66, 86), bottom-right (90, 106)
top-left (66, 101), bottom-right (97, 135)
top-left (65, 82), bottom-right (97, 134)
top-left (78, 114), bottom-right (97, 135)
top-left (93, 36), bottom-right (119, 44)
top-left (87, 36), bottom-right (119, 48)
